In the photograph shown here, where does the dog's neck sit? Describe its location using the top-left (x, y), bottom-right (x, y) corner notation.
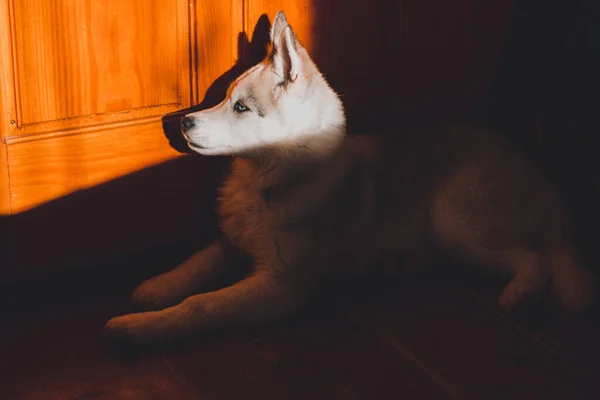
top-left (232, 126), bottom-right (351, 193)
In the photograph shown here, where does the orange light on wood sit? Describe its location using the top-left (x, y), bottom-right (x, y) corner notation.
top-left (0, 0), bottom-right (234, 215)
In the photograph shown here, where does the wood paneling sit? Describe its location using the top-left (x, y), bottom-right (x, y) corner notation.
top-left (1, 0), bottom-right (191, 138)
top-left (0, 0), bottom-right (13, 215)
top-left (245, 0), bottom-right (312, 49)
top-left (7, 122), bottom-right (181, 213)
top-left (0, 141), bottom-right (8, 215)
top-left (195, 0), bottom-right (237, 97)
top-left (0, 0), bottom-right (235, 215)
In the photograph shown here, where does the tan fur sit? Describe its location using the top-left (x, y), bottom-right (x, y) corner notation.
top-left (105, 11), bottom-right (596, 344)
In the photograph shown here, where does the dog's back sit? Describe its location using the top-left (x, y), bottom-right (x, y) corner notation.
top-left (346, 125), bottom-right (595, 310)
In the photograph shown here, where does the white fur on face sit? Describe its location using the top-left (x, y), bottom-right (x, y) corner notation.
top-left (182, 19), bottom-right (345, 156)
top-left (183, 65), bottom-right (288, 155)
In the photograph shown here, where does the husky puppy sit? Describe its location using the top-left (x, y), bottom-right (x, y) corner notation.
top-left (105, 11), bottom-right (595, 344)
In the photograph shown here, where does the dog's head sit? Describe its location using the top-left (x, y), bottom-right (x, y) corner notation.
top-left (181, 11), bottom-right (345, 156)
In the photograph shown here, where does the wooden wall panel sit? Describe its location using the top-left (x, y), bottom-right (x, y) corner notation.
top-left (7, 123), bottom-right (181, 213)
top-left (2, 0), bottom-right (191, 138)
top-left (195, 0), bottom-right (237, 99)
top-left (0, 141), bottom-right (8, 215)
top-left (245, 0), bottom-right (312, 49)
top-left (0, 0), bottom-right (236, 215)
top-left (0, 1), bottom-right (14, 216)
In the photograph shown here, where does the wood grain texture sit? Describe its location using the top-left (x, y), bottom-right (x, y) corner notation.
top-left (0, 0), bottom-right (17, 140)
top-left (0, 2), bottom-right (14, 214)
top-left (0, 141), bottom-right (9, 215)
top-left (0, 0), bottom-right (192, 138)
top-left (7, 121), bottom-right (182, 213)
top-left (0, 0), bottom-right (236, 215)
top-left (245, 0), bottom-right (312, 50)
top-left (195, 0), bottom-right (236, 101)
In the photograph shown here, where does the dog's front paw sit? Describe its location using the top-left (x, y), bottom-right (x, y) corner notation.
top-left (498, 286), bottom-right (524, 311)
top-left (131, 279), bottom-right (179, 311)
top-left (105, 315), bottom-right (140, 345)
top-left (105, 312), bottom-right (164, 345)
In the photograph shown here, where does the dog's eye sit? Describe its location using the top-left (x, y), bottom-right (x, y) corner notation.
top-left (234, 101), bottom-right (249, 113)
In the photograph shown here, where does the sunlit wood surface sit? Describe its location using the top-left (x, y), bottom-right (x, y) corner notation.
top-left (0, 0), bottom-right (233, 215)
top-left (2, 0), bottom-right (191, 138)
top-left (7, 123), bottom-right (182, 212)
top-left (0, 140), bottom-right (8, 215)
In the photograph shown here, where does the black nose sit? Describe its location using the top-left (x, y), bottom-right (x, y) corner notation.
top-left (181, 116), bottom-right (194, 131)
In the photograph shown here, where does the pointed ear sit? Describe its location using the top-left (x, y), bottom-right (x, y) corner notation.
top-left (270, 11), bottom-right (289, 42)
top-left (271, 25), bottom-right (302, 82)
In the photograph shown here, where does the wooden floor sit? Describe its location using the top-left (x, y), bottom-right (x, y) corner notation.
top-left (1, 244), bottom-right (600, 400)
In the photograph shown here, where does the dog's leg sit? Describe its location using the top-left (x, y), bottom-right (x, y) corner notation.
top-left (131, 239), bottom-right (244, 311)
top-left (498, 251), bottom-right (548, 311)
top-left (106, 270), bottom-right (304, 344)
